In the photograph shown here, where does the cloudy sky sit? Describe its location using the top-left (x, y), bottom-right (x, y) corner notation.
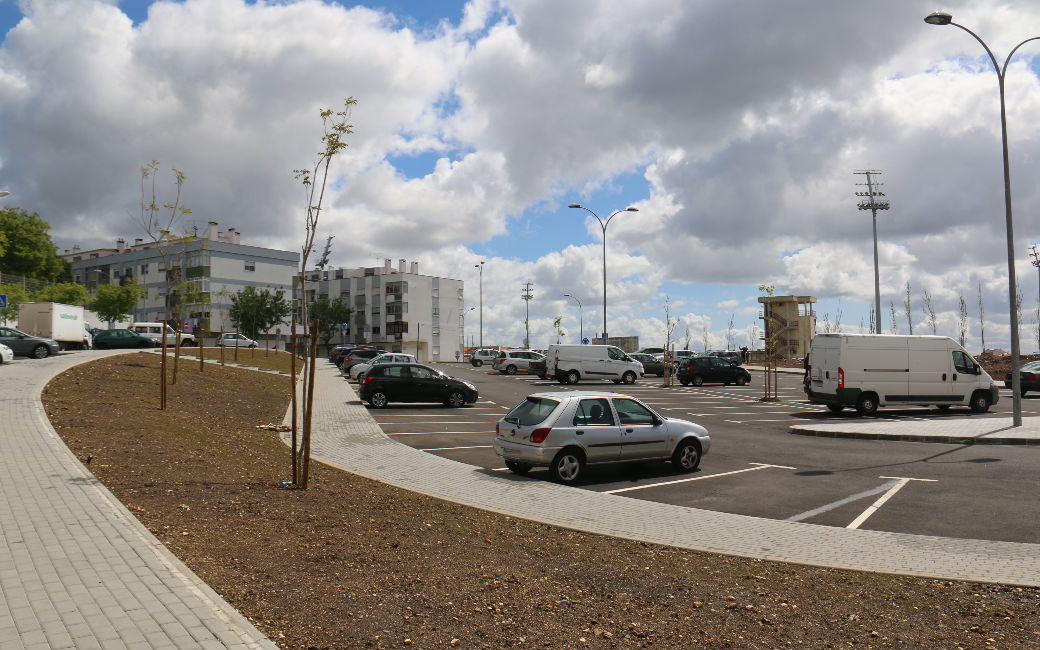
top-left (3, 0), bottom-right (1040, 352)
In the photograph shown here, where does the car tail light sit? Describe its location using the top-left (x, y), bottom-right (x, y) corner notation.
top-left (838, 367), bottom-right (845, 389)
top-left (1029, 373), bottom-right (1037, 381)
top-left (530, 428), bottom-right (551, 443)
top-left (362, 375), bottom-right (375, 385)
top-left (495, 422), bottom-right (500, 435)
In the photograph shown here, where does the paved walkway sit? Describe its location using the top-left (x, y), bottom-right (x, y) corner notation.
top-left (1, 350), bottom-right (276, 650)
top-left (293, 361), bottom-right (1040, 586)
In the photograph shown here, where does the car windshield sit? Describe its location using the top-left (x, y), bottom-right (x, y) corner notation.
top-left (504, 397), bottom-right (560, 426)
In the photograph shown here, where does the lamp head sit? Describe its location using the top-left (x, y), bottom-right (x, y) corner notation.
top-left (924, 11), bottom-right (952, 25)
top-left (625, 207), bottom-right (639, 212)
top-left (568, 203), bottom-right (582, 209)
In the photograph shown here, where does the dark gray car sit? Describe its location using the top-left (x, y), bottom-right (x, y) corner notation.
top-left (0, 326), bottom-right (61, 359)
top-left (629, 352), bottom-right (671, 377)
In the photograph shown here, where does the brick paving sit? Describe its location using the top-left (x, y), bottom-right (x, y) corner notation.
top-left (0, 351), bottom-right (276, 650)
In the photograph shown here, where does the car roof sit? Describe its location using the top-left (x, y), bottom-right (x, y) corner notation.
top-left (525, 391), bottom-right (634, 400)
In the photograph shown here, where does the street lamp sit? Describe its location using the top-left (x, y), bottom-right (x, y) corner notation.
top-left (563, 293), bottom-right (583, 342)
top-left (855, 171), bottom-right (889, 334)
top-left (474, 261), bottom-right (484, 350)
top-left (568, 203), bottom-right (638, 343)
top-left (925, 11), bottom-right (1040, 427)
top-left (0, 191), bottom-right (9, 198)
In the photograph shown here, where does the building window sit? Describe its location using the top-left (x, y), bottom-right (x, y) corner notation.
top-left (372, 326), bottom-right (380, 335)
top-left (140, 263), bottom-right (148, 275)
top-left (244, 260), bottom-right (256, 272)
top-left (432, 307), bottom-right (439, 316)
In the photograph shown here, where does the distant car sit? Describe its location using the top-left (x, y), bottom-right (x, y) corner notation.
top-left (628, 352), bottom-right (670, 377)
top-left (493, 391), bottom-right (711, 484)
top-left (469, 348), bottom-right (500, 367)
top-left (333, 345), bottom-right (380, 367)
top-left (708, 350), bottom-right (743, 366)
top-left (130, 322), bottom-right (196, 347)
top-left (1004, 360), bottom-right (1040, 395)
top-left (359, 362), bottom-right (479, 408)
top-left (0, 343), bottom-right (12, 364)
top-left (530, 357), bottom-right (547, 378)
top-left (92, 329), bottom-right (156, 349)
top-left (217, 333), bottom-right (257, 348)
top-left (0, 326), bottom-right (61, 359)
top-left (339, 348), bottom-right (385, 373)
top-left (494, 350), bottom-right (545, 375)
top-left (677, 356), bottom-right (751, 387)
top-left (349, 352), bottom-right (417, 381)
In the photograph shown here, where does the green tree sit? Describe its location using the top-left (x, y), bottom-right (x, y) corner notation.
top-left (34, 282), bottom-right (88, 306)
top-left (230, 286), bottom-right (292, 341)
top-left (0, 207), bottom-right (69, 281)
top-left (0, 283), bottom-right (31, 324)
top-left (89, 280), bottom-right (146, 327)
top-left (552, 316), bottom-right (566, 344)
top-left (309, 297), bottom-right (353, 351)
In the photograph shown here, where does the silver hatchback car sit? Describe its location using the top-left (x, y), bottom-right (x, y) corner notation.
top-left (494, 391), bottom-right (710, 484)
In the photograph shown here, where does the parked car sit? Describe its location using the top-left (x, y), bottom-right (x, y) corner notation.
top-left (469, 348), bottom-right (500, 367)
top-left (130, 322), bottom-right (196, 347)
top-left (494, 349), bottom-right (545, 375)
top-left (708, 350), bottom-right (743, 366)
top-left (0, 326), bottom-right (62, 359)
top-left (0, 343), bottom-right (12, 364)
top-left (493, 391), bottom-right (711, 484)
top-left (628, 352), bottom-right (671, 377)
top-left (216, 333), bottom-right (258, 348)
top-left (359, 362), bottom-right (478, 408)
top-left (677, 356), bottom-right (751, 386)
top-left (349, 352), bottom-right (417, 381)
top-left (333, 345), bottom-right (380, 367)
top-left (92, 329), bottom-right (156, 349)
top-left (530, 357), bottom-right (547, 378)
top-left (673, 350), bottom-right (697, 364)
top-left (339, 348), bottom-right (385, 373)
top-left (1004, 360), bottom-right (1040, 395)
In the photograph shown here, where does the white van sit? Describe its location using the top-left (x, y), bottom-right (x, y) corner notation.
top-left (545, 344), bottom-right (644, 385)
top-left (130, 322), bottom-right (197, 347)
top-left (806, 334), bottom-right (998, 416)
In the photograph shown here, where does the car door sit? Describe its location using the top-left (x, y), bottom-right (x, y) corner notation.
top-left (613, 398), bottom-right (668, 459)
top-left (0, 327), bottom-right (28, 355)
top-left (713, 358), bottom-right (737, 383)
top-left (407, 364), bottom-right (443, 403)
top-left (571, 398), bottom-right (622, 463)
top-left (376, 365), bottom-right (411, 402)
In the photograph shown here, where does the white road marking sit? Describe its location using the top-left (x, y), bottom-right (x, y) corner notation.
top-left (605, 463), bottom-right (796, 494)
top-left (846, 476), bottom-right (937, 530)
top-left (424, 445), bottom-right (493, 451)
top-left (785, 480), bottom-right (900, 523)
top-left (387, 430), bottom-right (495, 435)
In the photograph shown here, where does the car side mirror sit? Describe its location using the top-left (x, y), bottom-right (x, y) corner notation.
top-left (652, 416), bottom-right (663, 426)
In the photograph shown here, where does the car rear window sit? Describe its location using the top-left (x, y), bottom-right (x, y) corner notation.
top-left (504, 397), bottom-right (560, 426)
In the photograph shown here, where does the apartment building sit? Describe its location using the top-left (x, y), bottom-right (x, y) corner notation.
top-left (301, 259), bottom-right (464, 362)
top-left (64, 222), bottom-right (298, 337)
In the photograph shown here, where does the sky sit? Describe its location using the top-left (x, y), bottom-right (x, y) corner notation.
top-left (3, 0), bottom-right (1040, 353)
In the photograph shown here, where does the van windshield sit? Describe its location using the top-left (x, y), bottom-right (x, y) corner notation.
top-left (504, 397), bottom-right (560, 426)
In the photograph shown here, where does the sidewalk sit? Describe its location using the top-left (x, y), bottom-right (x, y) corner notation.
top-left (792, 415), bottom-right (1040, 444)
top-left (294, 360), bottom-right (1040, 586)
top-left (1, 350), bottom-right (276, 650)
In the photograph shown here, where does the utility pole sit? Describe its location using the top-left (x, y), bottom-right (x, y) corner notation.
top-left (521, 282), bottom-right (533, 348)
top-left (855, 170), bottom-right (890, 334)
top-left (1030, 244), bottom-right (1040, 352)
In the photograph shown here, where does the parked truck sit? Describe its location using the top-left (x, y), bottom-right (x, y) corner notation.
top-left (17, 302), bottom-right (92, 350)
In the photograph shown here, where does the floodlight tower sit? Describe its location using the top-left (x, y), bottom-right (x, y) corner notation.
top-left (521, 281), bottom-right (533, 347)
top-left (855, 170), bottom-right (890, 334)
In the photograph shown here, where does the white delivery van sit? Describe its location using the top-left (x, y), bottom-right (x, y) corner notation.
top-left (806, 334), bottom-right (998, 416)
top-left (130, 322), bottom-right (197, 347)
top-left (545, 344), bottom-right (644, 385)
top-left (17, 302), bottom-right (91, 350)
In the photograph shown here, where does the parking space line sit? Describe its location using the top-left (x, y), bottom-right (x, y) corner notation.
top-left (605, 463), bottom-right (796, 494)
top-left (386, 430), bottom-right (495, 435)
top-left (785, 480), bottom-right (900, 523)
top-left (846, 476), bottom-right (937, 530)
top-left (423, 445), bottom-right (493, 451)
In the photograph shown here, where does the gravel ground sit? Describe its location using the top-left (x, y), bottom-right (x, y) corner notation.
top-left (42, 353), bottom-right (1040, 649)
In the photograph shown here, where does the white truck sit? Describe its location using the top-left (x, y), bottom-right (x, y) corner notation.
top-left (17, 302), bottom-right (92, 350)
top-left (545, 344), bottom-right (644, 385)
top-left (806, 333), bottom-right (998, 416)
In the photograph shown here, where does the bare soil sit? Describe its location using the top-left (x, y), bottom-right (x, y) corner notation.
top-left (43, 353), bottom-right (1040, 649)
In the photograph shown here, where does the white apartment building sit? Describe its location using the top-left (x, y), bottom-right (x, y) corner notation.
top-left (65, 222), bottom-right (298, 339)
top-left (302, 259), bottom-right (465, 362)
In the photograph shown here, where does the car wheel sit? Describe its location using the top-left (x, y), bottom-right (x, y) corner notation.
top-left (621, 371), bottom-right (636, 385)
top-left (445, 390), bottom-right (466, 408)
top-left (505, 460), bottom-right (532, 475)
top-left (565, 370), bottom-right (580, 385)
top-left (691, 375), bottom-right (704, 387)
top-left (505, 365), bottom-right (517, 375)
top-left (1020, 389), bottom-right (1028, 397)
top-left (368, 391), bottom-right (389, 408)
top-left (671, 439), bottom-right (701, 472)
top-left (735, 375), bottom-right (747, 386)
top-left (549, 448), bottom-right (585, 484)
top-left (680, 378), bottom-right (690, 386)
top-left (827, 403), bottom-right (844, 413)
top-left (32, 344), bottom-right (50, 359)
top-left (937, 404), bottom-right (951, 411)
top-left (473, 359), bottom-right (483, 367)
top-left (970, 391), bottom-right (991, 413)
top-left (249, 344), bottom-right (257, 349)
top-left (856, 393), bottom-right (879, 417)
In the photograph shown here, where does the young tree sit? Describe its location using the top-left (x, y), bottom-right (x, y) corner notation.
top-left (0, 207), bottom-right (69, 281)
top-left (923, 289), bottom-right (938, 334)
top-left (34, 282), bottom-right (88, 305)
top-left (230, 286), bottom-right (292, 343)
top-left (89, 281), bottom-right (146, 327)
top-left (682, 325), bottom-right (693, 350)
top-left (701, 325), bottom-right (710, 352)
top-left (833, 299), bottom-right (843, 333)
top-left (978, 282), bottom-right (986, 352)
top-left (889, 300), bottom-right (898, 335)
top-left (552, 316), bottom-right (566, 344)
top-left (958, 295), bottom-right (969, 348)
top-left (662, 297), bottom-right (679, 386)
top-left (725, 313), bottom-right (735, 350)
top-left (309, 296), bottom-right (353, 352)
top-left (903, 280), bottom-right (913, 334)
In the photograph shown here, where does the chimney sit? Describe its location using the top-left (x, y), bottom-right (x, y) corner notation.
top-left (384, 258), bottom-right (392, 272)
top-left (134, 238), bottom-right (143, 246)
top-left (207, 221), bottom-right (218, 241)
top-left (63, 249), bottom-right (69, 255)
top-left (399, 259), bottom-right (406, 273)
top-left (73, 245), bottom-right (80, 253)
top-left (116, 238), bottom-right (125, 250)
top-left (410, 261), bottom-right (419, 274)
top-left (229, 228), bottom-right (240, 245)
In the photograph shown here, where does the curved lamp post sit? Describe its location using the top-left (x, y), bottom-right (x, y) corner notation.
top-left (925, 11), bottom-right (1040, 427)
top-left (563, 293), bottom-right (583, 342)
top-left (568, 204), bottom-right (638, 342)
top-left (474, 261), bottom-right (484, 351)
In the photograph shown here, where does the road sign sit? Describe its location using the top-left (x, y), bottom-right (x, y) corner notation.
top-left (0, 294), bottom-right (6, 308)
top-left (582, 337), bottom-right (589, 345)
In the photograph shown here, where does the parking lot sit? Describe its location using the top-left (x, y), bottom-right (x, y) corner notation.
top-left (356, 361), bottom-right (1040, 544)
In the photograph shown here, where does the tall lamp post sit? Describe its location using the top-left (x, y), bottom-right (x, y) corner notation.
top-left (568, 204), bottom-right (638, 343)
top-left (563, 293), bottom-right (583, 342)
top-left (474, 261), bottom-right (484, 351)
top-left (854, 170), bottom-right (889, 333)
top-left (925, 11), bottom-right (1039, 427)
